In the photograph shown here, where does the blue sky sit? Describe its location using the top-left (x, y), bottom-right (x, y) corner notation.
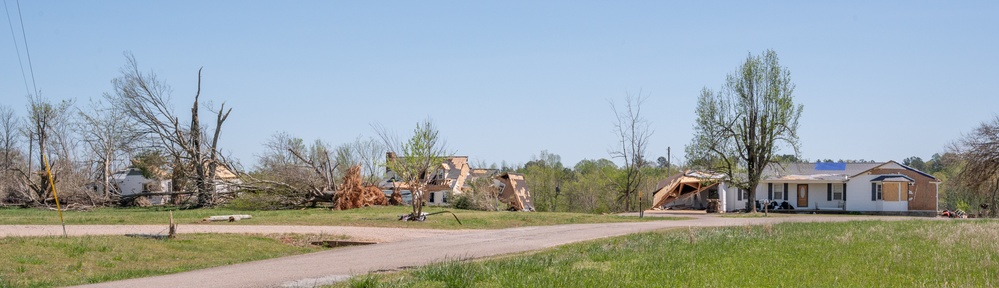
top-left (2, 1), bottom-right (997, 168)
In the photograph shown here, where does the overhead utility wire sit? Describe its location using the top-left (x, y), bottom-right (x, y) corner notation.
top-left (2, 0), bottom-right (30, 95)
top-left (15, 0), bottom-right (37, 95)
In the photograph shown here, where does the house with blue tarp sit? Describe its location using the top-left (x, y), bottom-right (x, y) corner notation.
top-left (652, 160), bottom-right (941, 215)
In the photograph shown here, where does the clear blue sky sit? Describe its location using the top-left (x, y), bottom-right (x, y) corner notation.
top-left (2, 1), bottom-right (997, 168)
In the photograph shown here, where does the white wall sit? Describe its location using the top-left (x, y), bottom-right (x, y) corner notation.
top-left (116, 175), bottom-right (146, 196)
top-left (427, 190), bottom-right (449, 206)
top-left (845, 174), bottom-right (908, 212)
top-left (846, 174), bottom-right (878, 211)
top-left (722, 183), bottom-right (748, 212)
top-left (806, 183), bottom-right (847, 210)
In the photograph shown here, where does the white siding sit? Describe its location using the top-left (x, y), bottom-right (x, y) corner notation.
top-left (811, 183), bottom-right (847, 210)
top-left (846, 174), bottom-right (878, 211)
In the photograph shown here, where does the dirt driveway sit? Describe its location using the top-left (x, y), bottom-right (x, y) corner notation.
top-left (8, 213), bottom-right (929, 288)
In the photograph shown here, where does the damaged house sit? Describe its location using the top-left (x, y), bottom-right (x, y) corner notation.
top-left (379, 154), bottom-right (471, 206)
top-left (379, 155), bottom-right (536, 211)
top-left (492, 172), bottom-right (536, 211)
top-left (652, 160), bottom-right (940, 215)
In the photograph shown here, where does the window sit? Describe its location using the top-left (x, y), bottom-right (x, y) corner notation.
top-left (875, 184), bottom-right (883, 200)
top-left (773, 184), bottom-right (784, 200)
top-left (738, 189), bottom-right (749, 201)
top-left (832, 184), bottom-right (844, 200)
top-left (429, 192), bottom-right (435, 203)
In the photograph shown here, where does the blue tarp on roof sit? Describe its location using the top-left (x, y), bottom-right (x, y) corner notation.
top-left (815, 162), bottom-right (847, 171)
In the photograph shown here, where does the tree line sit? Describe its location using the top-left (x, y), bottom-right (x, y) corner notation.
top-left (2, 50), bottom-right (997, 217)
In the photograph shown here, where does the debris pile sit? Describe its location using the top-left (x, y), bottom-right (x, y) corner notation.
top-left (335, 165), bottom-right (388, 210)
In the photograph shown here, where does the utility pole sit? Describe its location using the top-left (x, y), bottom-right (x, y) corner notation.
top-left (666, 147), bottom-right (671, 176)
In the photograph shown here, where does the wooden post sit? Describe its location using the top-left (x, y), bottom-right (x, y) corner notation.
top-left (168, 211), bottom-right (176, 239)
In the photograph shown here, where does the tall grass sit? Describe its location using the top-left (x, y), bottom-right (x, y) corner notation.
top-left (334, 220), bottom-right (999, 287)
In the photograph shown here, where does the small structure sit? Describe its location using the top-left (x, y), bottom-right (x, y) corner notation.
top-left (493, 172), bottom-right (535, 211)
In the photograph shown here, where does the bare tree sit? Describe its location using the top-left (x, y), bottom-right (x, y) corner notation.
top-left (686, 49), bottom-right (803, 212)
top-left (77, 98), bottom-right (141, 202)
top-left (375, 119), bottom-right (448, 220)
top-left (610, 93), bottom-right (653, 212)
top-left (110, 53), bottom-right (231, 207)
top-left (0, 105), bottom-right (25, 203)
top-left (952, 116), bottom-right (999, 217)
top-left (18, 94), bottom-right (74, 205)
top-left (353, 137), bottom-right (386, 184)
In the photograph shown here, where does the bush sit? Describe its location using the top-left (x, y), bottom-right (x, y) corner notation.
top-left (451, 194), bottom-right (473, 210)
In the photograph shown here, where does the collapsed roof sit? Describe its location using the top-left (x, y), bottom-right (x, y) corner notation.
top-left (494, 172), bottom-right (535, 211)
top-left (651, 171), bottom-right (725, 208)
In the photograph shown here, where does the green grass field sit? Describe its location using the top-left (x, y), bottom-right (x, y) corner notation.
top-left (0, 233), bottom-right (331, 287)
top-left (0, 206), bottom-right (675, 229)
top-left (337, 220), bottom-right (999, 287)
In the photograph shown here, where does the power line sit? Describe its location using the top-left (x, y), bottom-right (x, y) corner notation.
top-left (15, 0), bottom-right (37, 95)
top-left (2, 0), bottom-right (30, 95)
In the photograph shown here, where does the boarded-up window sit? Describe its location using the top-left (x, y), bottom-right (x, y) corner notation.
top-left (883, 182), bottom-right (899, 201)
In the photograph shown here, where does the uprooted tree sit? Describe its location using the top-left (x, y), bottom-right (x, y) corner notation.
top-left (376, 119), bottom-right (447, 220)
top-left (686, 49), bottom-right (803, 212)
top-left (334, 164), bottom-right (387, 210)
top-left (109, 53), bottom-right (232, 207)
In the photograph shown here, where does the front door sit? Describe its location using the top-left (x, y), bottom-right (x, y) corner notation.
top-left (797, 184), bottom-right (808, 207)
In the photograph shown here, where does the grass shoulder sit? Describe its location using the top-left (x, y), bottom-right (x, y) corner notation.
top-left (0, 206), bottom-right (681, 229)
top-left (0, 233), bottom-right (333, 287)
top-left (333, 219), bottom-right (999, 287)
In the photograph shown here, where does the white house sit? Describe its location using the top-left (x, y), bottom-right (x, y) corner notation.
top-left (653, 161), bottom-right (941, 215)
top-left (110, 167), bottom-right (172, 205)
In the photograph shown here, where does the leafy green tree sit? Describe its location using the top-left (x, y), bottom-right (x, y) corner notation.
top-left (377, 119), bottom-right (448, 220)
top-left (903, 156), bottom-right (926, 171)
top-left (564, 158), bottom-right (619, 213)
top-left (520, 150), bottom-right (568, 212)
top-left (686, 50), bottom-right (803, 212)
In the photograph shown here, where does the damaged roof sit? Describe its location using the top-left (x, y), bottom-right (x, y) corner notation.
top-left (762, 162), bottom-right (882, 182)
